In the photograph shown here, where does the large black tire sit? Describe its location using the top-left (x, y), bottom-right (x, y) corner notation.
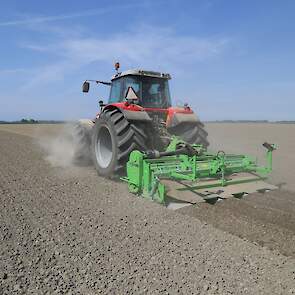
top-left (169, 122), bottom-right (209, 149)
top-left (91, 108), bottom-right (147, 177)
top-left (72, 119), bottom-right (94, 164)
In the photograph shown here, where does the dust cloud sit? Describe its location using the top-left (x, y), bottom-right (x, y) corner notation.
top-left (36, 124), bottom-right (77, 167)
top-left (36, 123), bottom-right (92, 168)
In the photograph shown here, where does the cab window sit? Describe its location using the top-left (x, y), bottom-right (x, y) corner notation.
top-left (109, 79), bottom-right (121, 103)
top-left (123, 77), bottom-right (141, 99)
top-left (141, 78), bottom-right (171, 108)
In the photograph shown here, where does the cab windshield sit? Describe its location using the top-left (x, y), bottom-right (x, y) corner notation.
top-left (123, 76), bottom-right (171, 108)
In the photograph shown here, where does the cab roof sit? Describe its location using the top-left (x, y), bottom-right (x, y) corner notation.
top-left (111, 69), bottom-right (171, 81)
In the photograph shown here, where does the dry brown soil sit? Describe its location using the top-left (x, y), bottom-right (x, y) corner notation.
top-left (0, 124), bottom-right (295, 294)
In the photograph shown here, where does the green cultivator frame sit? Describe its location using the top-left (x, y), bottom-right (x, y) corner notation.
top-left (122, 137), bottom-right (277, 206)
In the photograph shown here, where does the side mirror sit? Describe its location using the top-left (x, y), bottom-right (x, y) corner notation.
top-left (99, 100), bottom-right (105, 107)
top-left (82, 81), bottom-right (90, 93)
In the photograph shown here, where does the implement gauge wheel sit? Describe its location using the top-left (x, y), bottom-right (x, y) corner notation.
top-left (91, 108), bottom-right (147, 176)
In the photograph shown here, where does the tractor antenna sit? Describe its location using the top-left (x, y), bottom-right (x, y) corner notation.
top-left (114, 62), bottom-right (120, 73)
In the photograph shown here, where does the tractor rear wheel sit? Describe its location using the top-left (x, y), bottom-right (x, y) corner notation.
top-left (91, 108), bottom-right (147, 177)
top-left (170, 122), bottom-right (209, 149)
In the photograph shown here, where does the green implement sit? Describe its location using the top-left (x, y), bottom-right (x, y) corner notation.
top-left (122, 137), bottom-right (277, 207)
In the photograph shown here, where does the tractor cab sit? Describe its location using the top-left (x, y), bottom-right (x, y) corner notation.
top-left (82, 69), bottom-right (172, 109)
top-left (109, 69), bottom-right (172, 109)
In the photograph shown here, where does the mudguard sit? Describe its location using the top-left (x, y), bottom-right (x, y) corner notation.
top-left (121, 109), bottom-right (152, 121)
top-left (166, 107), bottom-right (200, 129)
top-left (101, 104), bottom-right (152, 122)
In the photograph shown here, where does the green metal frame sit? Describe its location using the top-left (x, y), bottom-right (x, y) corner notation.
top-left (122, 137), bottom-right (277, 204)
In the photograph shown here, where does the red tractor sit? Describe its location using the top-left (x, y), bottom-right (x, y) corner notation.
top-left (75, 65), bottom-right (209, 176)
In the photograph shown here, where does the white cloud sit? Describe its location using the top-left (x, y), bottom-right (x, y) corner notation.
top-left (21, 25), bottom-right (230, 89)
top-left (0, 3), bottom-right (145, 27)
top-left (0, 68), bottom-right (27, 75)
top-left (0, 11), bottom-right (102, 27)
top-left (43, 27), bottom-right (228, 64)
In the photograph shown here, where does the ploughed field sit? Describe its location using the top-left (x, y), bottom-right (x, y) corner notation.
top-left (0, 123), bottom-right (295, 294)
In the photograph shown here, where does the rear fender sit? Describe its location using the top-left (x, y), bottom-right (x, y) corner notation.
top-left (99, 103), bottom-right (152, 122)
top-left (166, 107), bottom-right (200, 128)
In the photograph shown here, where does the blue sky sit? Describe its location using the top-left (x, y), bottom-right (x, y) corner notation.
top-left (0, 0), bottom-right (294, 121)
